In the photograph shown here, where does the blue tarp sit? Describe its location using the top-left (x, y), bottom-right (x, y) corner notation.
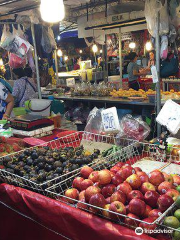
top-left (60, 30), bottom-right (78, 39)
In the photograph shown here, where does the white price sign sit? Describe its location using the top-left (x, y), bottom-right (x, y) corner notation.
top-left (66, 78), bottom-right (75, 87)
top-left (101, 107), bottom-right (120, 133)
top-left (151, 66), bottom-right (158, 83)
top-left (156, 100), bottom-right (180, 134)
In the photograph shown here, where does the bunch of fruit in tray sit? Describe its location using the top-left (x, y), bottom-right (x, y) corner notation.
top-left (0, 146), bottom-right (102, 184)
top-left (162, 195), bottom-right (180, 240)
top-left (62, 162), bottom-right (180, 234)
top-left (0, 136), bottom-right (24, 157)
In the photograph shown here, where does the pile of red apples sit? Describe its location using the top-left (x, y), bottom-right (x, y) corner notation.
top-left (64, 162), bottom-right (180, 231)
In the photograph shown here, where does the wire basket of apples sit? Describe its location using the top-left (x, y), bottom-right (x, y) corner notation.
top-left (46, 160), bottom-right (180, 236)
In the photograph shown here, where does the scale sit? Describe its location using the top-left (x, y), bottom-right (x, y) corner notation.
top-left (10, 114), bottom-right (54, 131)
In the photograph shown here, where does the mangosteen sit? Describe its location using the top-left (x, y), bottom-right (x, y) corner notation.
top-left (60, 156), bottom-right (66, 163)
top-left (3, 156), bottom-right (12, 165)
top-left (62, 162), bottom-right (68, 168)
top-left (46, 158), bottom-right (54, 165)
top-left (30, 177), bottom-right (38, 183)
top-left (31, 152), bottom-right (38, 160)
top-left (92, 153), bottom-right (98, 159)
top-left (34, 166), bottom-right (39, 173)
top-left (71, 164), bottom-right (79, 171)
top-left (18, 170), bottom-right (24, 177)
top-left (55, 167), bottom-right (63, 174)
top-left (23, 165), bottom-right (30, 171)
top-left (53, 173), bottom-right (59, 178)
top-left (45, 164), bottom-right (53, 172)
top-left (24, 149), bottom-right (30, 156)
top-left (14, 166), bottom-right (20, 174)
top-left (38, 162), bottom-right (45, 170)
top-left (94, 149), bottom-right (100, 155)
top-left (75, 150), bottom-right (82, 156)
top-left (18, 154), bottom-right (25, 161)
top-left (29, 172), bottom-right (36, 178)
top-left (27, 159), bottom-right (33, 166)
top-left (6, 168), bottom-right (14, 174)
top-left (24, 174), bottom-right (30, 179)
top-left (46, 175), bottom-right (53, 181)
top-left (37, 173), bottom-right (46, 182)
top-left (53, 161), bottom-right (62, 168)
top-left (33, 159), bottom-right (38, 166)
top-left (18, 161), bottom-right (25, 167)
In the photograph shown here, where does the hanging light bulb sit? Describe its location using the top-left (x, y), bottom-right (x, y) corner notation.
top-left (100, 49), bottom-right (103, 53)
top-left (57, 36), bottom-right (61, 41)
top-left (92, 44), bottom-right (98, 53)
top-left (129, 42), bottom-right (136, 49)
top-left (57, 49), bottom-right (63, 57)
top-left (40, 0), bottom-right (65, 23)
top-left (146, 42), bottom-right (152, 51)
top-left (64, 56), bottom-right (68, 61)
top-left (0, 59), bottom-right (4, 66)
top-left (79, 50), bottom-right (82, 54)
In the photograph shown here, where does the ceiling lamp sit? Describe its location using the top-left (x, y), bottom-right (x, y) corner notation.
top-left (100, 49), bottom-right (103, 53)
top-left (146, 42), bottom-right (152, 51)
top-left (79, 50), bottom-right (83, 54)
top-left (64, 56), bottom-right (68, 61)
top-left (129, 42), bottom-right (136, 49)
top-left (40, 0), bottom-right (65, 23)
top-left (57, 49), bottom-right (63, 57)
top-left (92, 44), bottom-right (98, 53)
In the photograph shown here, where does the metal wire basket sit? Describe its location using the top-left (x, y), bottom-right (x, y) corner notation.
top-left (46, 141), bottom-right (180, 233)
top-left (0, 131), bottom-right (131, 194)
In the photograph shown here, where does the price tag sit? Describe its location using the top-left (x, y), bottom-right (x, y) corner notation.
top-left (101, 107), bottom-right (120, 133)
top-left (66, 78), bottom-right (75, 87)
top-left (156, 100), bottom-right (180, 134)
top-left (151, 66), bottom-right (158, 83)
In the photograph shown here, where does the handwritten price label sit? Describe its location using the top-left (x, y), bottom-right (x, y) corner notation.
top-left (101, 107), bottom-right (120, 133)
top-left (66, 78), bottom-right (75, 87)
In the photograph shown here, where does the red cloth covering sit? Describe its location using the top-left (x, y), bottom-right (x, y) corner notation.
top-left (0, 184), bottom-right (169, 240)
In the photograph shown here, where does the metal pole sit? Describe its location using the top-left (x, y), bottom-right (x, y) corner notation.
top-left (104, 34), bottom-right (108, 82)
top-left (119, 28), bottom-right (123, 88)
top-left (54, 49), bottom-right (59, 86)
top-left (155, 11), bottom-right (161, 136)
top-left (31, 23), bottom-right (42, 99)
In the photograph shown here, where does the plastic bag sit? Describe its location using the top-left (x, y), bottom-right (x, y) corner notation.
top-left (118, 114), bottom-right (150, 141)
top-left (84, 107), bottom-right (104, 134)
top-left (170, 0), bottom-right (179, 19)
top-left (160, 35), bottom-right (168, 60)
top-left (48, 27), bottom-right (57, 49)
top-left (144, 0), bottom-right (161, 37)
top-left (0, 25), bottom-right (13, 49)
top-left (9, 53), bottom-right (26, 69)
top-left (27, 48), bottom-right (35, 72)
top-left (159, 0), bottom-right (169, 36)
top-left (41, 27), bottom-right (52, 53)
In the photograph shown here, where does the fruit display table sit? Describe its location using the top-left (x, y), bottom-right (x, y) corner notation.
top-left (0, 183), bottom-right (170, 240)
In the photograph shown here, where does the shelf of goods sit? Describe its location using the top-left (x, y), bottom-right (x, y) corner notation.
top-left (46, 141), bottom-right (180, 238)
top-left (0, 132), bottom-right (132, 194)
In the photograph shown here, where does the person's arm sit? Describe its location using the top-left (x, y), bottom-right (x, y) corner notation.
top-left (3, 93), bottom-right (14, 119)
top-left (133, 67), bottom-right (148, 76)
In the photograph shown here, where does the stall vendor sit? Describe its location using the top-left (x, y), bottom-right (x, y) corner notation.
top-left (0, 82), bottom-right (14, 120)
top-left (146, 51), bottom-right (155, 72)
top-left (127, 52), bottom-right (147, 90)
top-left (74, 56), bottom-right (81, 70)
top-left (12, 66), bottom-right (37, 107)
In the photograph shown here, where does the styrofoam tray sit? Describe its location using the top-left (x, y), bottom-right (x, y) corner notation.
top-left (132, 159), bottom-right (166, 174)
top-left (161, 163), bottom-right (180, 175)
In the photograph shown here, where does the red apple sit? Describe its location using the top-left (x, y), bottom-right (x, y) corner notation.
top-left (142, 205), bottom-right (152, 218)
top-left (163, 172), bottom-right (174, 184)
top-left (134, 167), bottom-right (142, 173)
top-left (149, 170), bottom-right (165, 186)
top-left (126, 204), bottom-right (130, 214)
top-left (137, 172), bottom-right (149, 184)
top-left (106, 197), bottom-right (111, 204)
top-left (80, 179), bottom-right (93, 191)
top-left (93, 182), bottom-right (102, 189)
top-left (117, 182), bottom-right (132, 196)
top-left (89, 206), bottom-right (98, 214)
top-left (80, 166), bottom-right (93, 179)
top-left (65, 188), bottom-right (79, 203)
top-left (157, 194), bottom-right (174, 212)
top-left (102, 204), bottom-right (111, 218)
top-left (77, 198), bottom-right (88, 210)
top-left (141, 182), bottom-right (156, 194)
top-left (102, 184), bottom-right (116, 198)
top-left (126, 174), bottom-right (141, 189)
top-left (98, 169), bottom-right (112, 185)
top-left (110, 171), bottom-right (115, 178)
top-left (88, 171), bottom-right (99, 183)
top-left (139, 217), bottom-right (157, 233)
top-left (109, 201), bottom-right (126, 220)
top-left (125, 213), bottom-right (140, 228)
top-left (149, 209), bottom-right (162, 219)
top-left (72, 177), bottom-right (84, 190)
top-left (110, 166), bottom-right (121, 174)
top-left (116, 166), bottom-right (135, 180)
top-left (89, 193), bottom-right (106, 208)
top-left (165, 189), bottom-right (180, 201)
top-left (121, 164), bottom-right (130, 169)
top-left (172, 175), bottom-right (180, 186)
top-left (158, 181), bottom-right (173, 194)
top-left (127, 190), bottom-right (144, 202)
top-left (85, 186), bottom-right (101, 202)
top-left (129, 198), bottom-right (146, 217)
top-left (79, 190), bottom-right (85, 200)
top-left (115, 162), bottom-right (125, 168)
top-left (112, 175), bottom-right (123, 186)
top-left (144, 190), bottom-right (160, 208)
top-left (110, 191), bottom-right (126, 204)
